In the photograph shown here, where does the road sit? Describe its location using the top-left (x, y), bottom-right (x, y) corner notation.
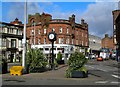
top-left (2, 59), bottom-right (120, 86)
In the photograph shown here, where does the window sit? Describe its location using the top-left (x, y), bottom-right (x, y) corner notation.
top-left (18, 40), bottom-right (22, 48)
top-left (16, 29), bottom-right (18, 35)
top-left (44, 29), bottom-right (46, 34)
top-left (44, 38), bottom-right (46, 44)
top-left (31, 29), bottom-right (34, 35)
top-left (45, 48), bottom-right (49, 50)
top-left (59, 27), bottom-right (62, 33)
top-left (82, 41), bottom-right (84, 46)
top-left (58, 38), bottom-right (64, 44)
top-left (52, 28), bottom-right (55, 32)
top-left (58, 38), bottom-right (61, 44)
top-left (66, 38), bottom-right (69, 44)
top-left (67, 28), bottom-right (69, 34)
top-left (61, 38), bottom-right (64, 44)
top-left (72, 39), bottom-right (74, 44)
top-left (76, 40), bottom-right (78, 45)
top-left (11, 39), bottom-right (16, 48)
top-left (76, 31), bottom-right (78, 35)
top-left (2, 38), bottom-right (6, 47)
top-left (38, 29), bottom-right (40, 34)
top-left (30, 39), bottom-right (33, 45)
top-left (82, 33), bottom-right (83, 37)
top-left (86, 42), bottom-right (88, 46)
top-left (38, 38), bottom-right (40, 44)
top-left (7, 28), bottom-right (10, 33)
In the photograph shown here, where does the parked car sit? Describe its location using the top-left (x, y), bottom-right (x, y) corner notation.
top-left (111, 52), bottom-right (116, 60)
top-left (90, 54), bottom-right (96, 59)
top-left (97, 57), bottom-right (103, 61)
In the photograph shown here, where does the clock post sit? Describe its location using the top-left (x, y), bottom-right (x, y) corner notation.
top-left (48, 31), bottom-right (57, 70)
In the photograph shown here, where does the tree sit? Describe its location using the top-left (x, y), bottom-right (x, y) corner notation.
top-left (26, 48), bottom-right (48, 72)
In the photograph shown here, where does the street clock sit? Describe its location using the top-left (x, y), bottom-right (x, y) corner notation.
top-left (49, 33), bottom-right (55, 40)
top-left (48, 31), bottom-right (57, 41)
top-left (48, 31), bottom-right (57, 70)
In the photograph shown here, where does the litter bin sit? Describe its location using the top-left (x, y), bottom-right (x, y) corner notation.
top-left (2, 59), bottom-right (8, 74)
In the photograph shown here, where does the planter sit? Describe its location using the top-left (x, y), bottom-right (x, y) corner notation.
top-left (71, 71), bottom-right (88, 78)
top-left (30, 67), bottom-right (47, 73)
top-left (57, 60), bottom-right (64, 64)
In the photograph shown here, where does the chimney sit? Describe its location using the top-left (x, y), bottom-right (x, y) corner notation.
top-left (81, 18), bottom-right (84, 25)
top-left (105, 34), bottom-right (108, 38)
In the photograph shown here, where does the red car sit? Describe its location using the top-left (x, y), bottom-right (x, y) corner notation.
top-left (97, 57), bottom-right (103, 61)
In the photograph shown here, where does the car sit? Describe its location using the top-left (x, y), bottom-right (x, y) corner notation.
top-left (111, 52), bottom-right (116, 60)
top-left (85, 56), bottom-right (89, 59)
top-left (97, 57), bottom-right (103, 61)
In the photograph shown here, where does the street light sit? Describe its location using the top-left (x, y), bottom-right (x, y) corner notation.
top-left (22, 0), bottom-right (27, 73)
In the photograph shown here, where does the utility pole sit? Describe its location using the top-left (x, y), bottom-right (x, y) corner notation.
top-left (22, 0), bottom-right (27, 70)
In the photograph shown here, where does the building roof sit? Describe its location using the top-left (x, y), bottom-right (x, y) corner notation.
top-left (0, 21), bottom-right (23, 28)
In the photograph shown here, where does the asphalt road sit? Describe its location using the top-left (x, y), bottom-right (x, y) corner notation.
top-left (2, 59), bottom-right (120, 86)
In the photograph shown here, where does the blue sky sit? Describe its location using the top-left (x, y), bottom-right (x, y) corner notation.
top-left (2, 2), bottom-right (95, 22)
top-left (1, 1), bottom-right (118, 37)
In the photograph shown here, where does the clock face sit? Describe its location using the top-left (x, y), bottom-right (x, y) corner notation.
top-left (49, 34), bottom-right (54, 39)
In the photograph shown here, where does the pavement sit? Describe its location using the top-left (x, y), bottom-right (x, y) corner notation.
top-left (2, 59), bottom-right (120, 86)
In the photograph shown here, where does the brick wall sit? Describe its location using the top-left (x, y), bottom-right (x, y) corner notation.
top-left (26, 13), bottom-right (88, 47)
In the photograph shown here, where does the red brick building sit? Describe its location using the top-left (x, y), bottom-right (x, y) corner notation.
top-left (112, 10), bottom-right (120, 48)
top-left (26, 13), bottom-right (89, 59)
top-left (101, 34), bottom-right (115, 49)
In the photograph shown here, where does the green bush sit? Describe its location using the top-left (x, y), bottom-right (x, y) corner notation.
top-left (26, 48), bottom-right (48, 72)
top-left (57, 52), bottom-right (62, 62)
top-left (65, 51), bottom-right (88, 78)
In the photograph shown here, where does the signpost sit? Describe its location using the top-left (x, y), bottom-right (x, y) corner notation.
top-left (48, 31), bottom-right (57, 70)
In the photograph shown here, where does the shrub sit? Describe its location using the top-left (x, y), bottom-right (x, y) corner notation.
top-left (57, 52), bottom-right (62, 63)
top-left (65, 51), bottom-right (88, 78)
top-left (26, 48), bottom-right (48, 72)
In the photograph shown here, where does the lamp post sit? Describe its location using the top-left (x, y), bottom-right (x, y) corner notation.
top-left (22, 0), bottom-right (27, 72)
top-left (48, 31), bottom-right (57, 70)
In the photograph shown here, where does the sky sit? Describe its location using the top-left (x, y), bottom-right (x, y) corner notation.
top-left (1, 0), bottom-right (119, 38)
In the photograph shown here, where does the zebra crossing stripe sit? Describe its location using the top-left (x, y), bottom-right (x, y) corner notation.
top-left (112, 75), bottom-right (120, 79)
top-left (111, 81), bottom-right (120, 84)
top-left (95, 81), bottom-right (108, 84)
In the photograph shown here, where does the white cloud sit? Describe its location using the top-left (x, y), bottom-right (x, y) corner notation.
top-left (6, 2), bottom-right (118, 38)
top-left (81, 2), bottom-right (117, 37)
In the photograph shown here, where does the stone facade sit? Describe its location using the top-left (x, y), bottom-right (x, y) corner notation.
top-left (0, 19), bottom-right (23, 63)
top-left (89, 34), bottom-right (101, 54)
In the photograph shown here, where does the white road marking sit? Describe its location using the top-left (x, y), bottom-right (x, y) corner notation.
top-left (95, 81), bottom-right (108, 84)
top-left (97, 68), bottom-right (108, 72)
top-left (112, 75), bottom-right (120, 79)
top-left (111, 81), bottom-right (120, 84)
top-left (86, 65), bottom-right (108, 72)
top-left (86, 65), bottom-right (94, 68)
